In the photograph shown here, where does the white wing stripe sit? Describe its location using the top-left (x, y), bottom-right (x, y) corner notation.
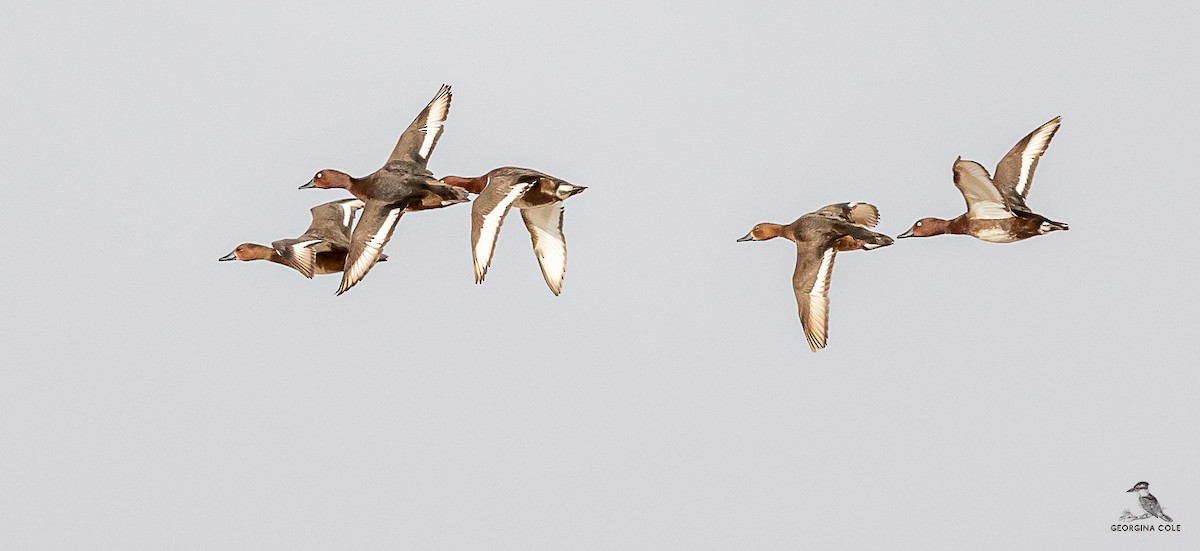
top-left (803, 248), bottom-right (836, 351)
top-left (810, 248), bottom-right (835, 298)
top-left (418, 92), bottom-right (451, 160)
top-left (532, 225), bottom-right (565, 290)
top-left (350, 208), bottom-right (400, 281)
top-left (292, 239), bottom-right (321, 254)
top-left (338, 201), bottom-right (361, 227)
top-left (473, 182), bottom-right (530, 278)
top-left (522, 202), bottom-right (567, 295)
top-left (1016, 122), bottom-right (1059, 197)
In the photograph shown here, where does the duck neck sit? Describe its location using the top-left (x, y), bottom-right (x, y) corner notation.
top-left (763, 223), bottom-right (793, 242)
top-left (441, 175), bottom-right (488, 194)
top-left (343, 175), bottom-right (370, 199)
top-left (244, 244), bottom-right (285, 263)
top-left (944, 216), bottom-right (969, 235)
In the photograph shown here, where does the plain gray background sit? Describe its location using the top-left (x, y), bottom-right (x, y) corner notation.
top-left (2, 0), bottom-right (1196, 548)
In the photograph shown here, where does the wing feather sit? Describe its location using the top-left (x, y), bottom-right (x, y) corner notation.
top-left (470, 178), bottom-right (532, 283)
top-left (953, 158), bottom-right (1013, 220)
top-left (993, 116), bottom-right (1061, 210)
top-left (813, 202), bottom-right (880, 227)
top-left (794, 246), bottom-right (837, 352)
top-left (386, 84), bottom-right (452, 167)
top-left (337, 203), bottom-right (404, 295)
top-left (521, 202), bottom-right (568, 295)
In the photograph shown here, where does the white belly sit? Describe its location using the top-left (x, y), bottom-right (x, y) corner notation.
top-left (975, 228), bottom-right (1016, 243)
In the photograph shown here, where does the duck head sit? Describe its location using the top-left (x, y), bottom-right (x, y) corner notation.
top-left (219, 243), bottom-right (274, 262)
top-left (737, 223), bottom-right (786, 242)
top-left (897, 217), bottom-right (949, 239)
top-left (300, 169), bottom-right (353, 190)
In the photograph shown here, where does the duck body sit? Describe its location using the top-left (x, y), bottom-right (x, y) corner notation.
top-left (937, 211), bottom-right (1065, 243)
top-left (336, 163), bottom-right (463, 210)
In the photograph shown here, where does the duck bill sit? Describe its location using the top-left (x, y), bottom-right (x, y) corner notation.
top-left (299, 180), bottom-right (315, 190)
top-left (218, 252), bottom-right (237, 261)
top-left (896, 228), bottom-right (914, 239)
top-left (1126, 486), bottom-right (1138, 493)
top-left (736, 232), bottom-right (755, 242)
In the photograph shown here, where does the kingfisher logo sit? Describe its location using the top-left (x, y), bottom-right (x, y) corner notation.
top-left (1113, 481), bottom-right (1181, 533)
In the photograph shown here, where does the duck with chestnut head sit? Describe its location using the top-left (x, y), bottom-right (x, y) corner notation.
top-left (738, 202), bottom-right (893, 352)
top-left (899, 117), bottom-right (1069, 243)
top-left (299, 84), bottom-right (470, 295)
top-left (220, 198), bottom-right (384, 278)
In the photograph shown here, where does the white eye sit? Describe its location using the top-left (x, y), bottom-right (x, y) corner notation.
top-left (316, 172), bottom-right (323, 179)
top-left (916, 221), bottom-right (923, 227)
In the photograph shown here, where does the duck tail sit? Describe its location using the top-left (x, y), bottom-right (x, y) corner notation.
top-left (1161, 513), bottom-right (1173, 523)
top-left (431, 182), bottom-right (471, 205)
top-left (1040, 219), bottom-right (1069, 233)
top-left (860, 230), bottom-right (895, 250)
top-left (837, 229), bottom-right (895, 251)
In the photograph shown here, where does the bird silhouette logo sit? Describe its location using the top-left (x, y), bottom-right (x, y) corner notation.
top-left (1119, 481), bottom-right (1174, 523)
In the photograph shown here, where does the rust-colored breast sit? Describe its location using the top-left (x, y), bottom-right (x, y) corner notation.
top-left (407, 189), bottom-right (450, 211)
top-left (315, 251), bottom-right (349, 274)
top-left (834, 235), bottom-right (862, 251)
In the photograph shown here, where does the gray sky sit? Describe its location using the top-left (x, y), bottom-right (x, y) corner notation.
top-left (2, 1), bottom-right (1197, 549)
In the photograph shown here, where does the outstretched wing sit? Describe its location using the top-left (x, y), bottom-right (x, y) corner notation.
top-left (338, 202), bottom-right (405, 295)
top-left (521, 201), bottom-right (567, 295)
top-left (471, 177), bottom-right (532, 283)
top-left (386, 84), bottom-right (452, 168)
top-left (793, 245), bottom-right (837, 352)
top-left (952, 158), bottom-right (1012, 220)
top-left (993, 116), bottom-right (1061, 212)
top-left (813, 202), bottom-right (880, 227)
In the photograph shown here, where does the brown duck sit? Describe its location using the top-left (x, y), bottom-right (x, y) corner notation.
top-left (738, 202), bottom-right (893, 352)
top-left (442, 167), bottom-right (586, 295)
top-left (899, 116), bottom-right (1069, 243)
top-left (220, 198), bottom-right (383, 277)
top-left (300, 84), bottom-right (470, 295)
